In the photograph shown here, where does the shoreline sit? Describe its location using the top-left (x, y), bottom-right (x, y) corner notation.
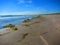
top-left (0, 28), bottom-right (13, 35)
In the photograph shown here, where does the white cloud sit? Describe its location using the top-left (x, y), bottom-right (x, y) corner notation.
top-left (25, 0), bottom-right (32, 7)
top-left (11, 11), bottom-right (41, 15)
top-left (18, 0), bottom-right (25, 4)
top-left (28, 0), bottom-right (32, 3)
top-left (0, 11), bottom-right (41, 15)
top-left (0, 7), bottom-right (47, 15)
top-left (18, 0), bottom-right (32, 4)
top-left (18, 0), bottom-right (33, 7)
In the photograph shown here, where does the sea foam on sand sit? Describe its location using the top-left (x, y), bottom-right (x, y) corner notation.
top-left (0, 28), bottom-right (12, 34)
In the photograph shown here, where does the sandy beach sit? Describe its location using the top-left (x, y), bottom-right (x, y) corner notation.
top-left (0, 28), bottom-right (14, 35)
top-left (0, 13), bottom-right (60, 45)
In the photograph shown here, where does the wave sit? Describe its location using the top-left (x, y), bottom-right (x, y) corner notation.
top-left (0, 15), bottom-right (33, 19)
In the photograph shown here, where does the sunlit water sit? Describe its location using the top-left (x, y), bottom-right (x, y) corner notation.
top-left (0, 15), bottom-right (35, 29)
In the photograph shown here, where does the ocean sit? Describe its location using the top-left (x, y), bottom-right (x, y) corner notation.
top-left (0, 15), bottom-right (35, 29)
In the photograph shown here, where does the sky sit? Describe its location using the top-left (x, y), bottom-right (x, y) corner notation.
top-left (0, 0), bottom-right (60, 15)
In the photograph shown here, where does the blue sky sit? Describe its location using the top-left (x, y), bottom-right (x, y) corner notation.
top-left (0, 0), bottom-right (60, 15)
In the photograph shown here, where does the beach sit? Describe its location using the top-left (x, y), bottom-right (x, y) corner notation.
top-left (0, 28), bottom-right (14, 35)
top-left (0, 14), bottom-right (60, 45)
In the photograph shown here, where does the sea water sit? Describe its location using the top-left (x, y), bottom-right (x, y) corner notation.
top-left (0, 15), bottom-right (35, 29)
